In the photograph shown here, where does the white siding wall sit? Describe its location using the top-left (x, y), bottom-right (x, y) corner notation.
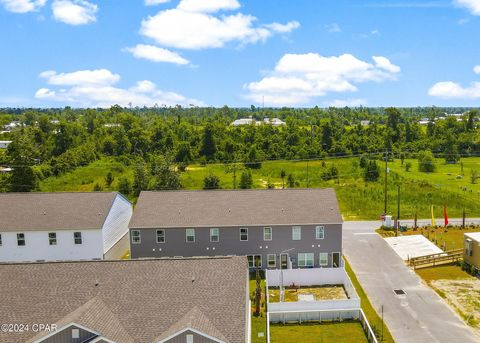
top-left (101, 194), bottom-right (132, 255)
top-left (0, 230), bottom-right (103, 262)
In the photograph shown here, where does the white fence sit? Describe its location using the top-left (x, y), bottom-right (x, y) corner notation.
top-left (266, 268), bottom-right (360, 323)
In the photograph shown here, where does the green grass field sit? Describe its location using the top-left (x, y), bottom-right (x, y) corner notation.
top-left (38, 156), bottom-right (480, 220)
top-left (270, 322), bottom-right (369, 343)
top-left (416, 264), bottom-right (474, 282)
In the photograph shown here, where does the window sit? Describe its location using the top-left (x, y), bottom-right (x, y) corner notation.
top-left (267, 254), bottom-right (276, 268)
top-left (292, 226), bottom-right (301, 240)
top-left (74, 232), bottom-right (82, 245)
top-left (186, 228), bottom-right (195, 243)
top-left (247, 255), bottom-right (262, 268)
top-left (298, 253), bottom-right (314, 268)
top-left (319, 253), bottom-right (328, 266)
top-left (186, 334), bottom-right (193, 343)
top-left (17, 233), bottom-right (25, 246)
top-left (240, 228), bottom-right (248, 241)
top-left (210, 228), bottom-right (219, 242)
top-left (71, 329), bottom-right (80, 339)
top-left (316, 226), bottom-right (325, 240)
top-left (156, 229), bottom-right (165, 243)
top-left (131, 230), bottom-right (141, 244)
top-left (48, 232), bottom-right (57, 245)
top-left (0, 233), bottom-right (2, 246)
top-left (263, 227), bottom-right (272, 241)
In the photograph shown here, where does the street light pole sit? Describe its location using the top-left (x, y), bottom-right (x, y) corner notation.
top-left (384, 151), bottom-right (388, 215)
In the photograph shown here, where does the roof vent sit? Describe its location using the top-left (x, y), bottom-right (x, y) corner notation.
top-left (191, 275), bottom-right (195, 283)
top-left (94, 280), bottom-right (99, 287)
top-left (43, 211), bottom-right (46, 215)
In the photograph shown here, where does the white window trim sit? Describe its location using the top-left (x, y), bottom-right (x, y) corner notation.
top-left (292, 226), bottom-right (301, 241)
top-left (240, 227), bottom-right (248, 241)
top-left (186, 228), bottom-right (195, 243)
top-left (319, 252), bottom-right (328, 266)
top-left (186, 334), bottom-right (193, 343)
top-left (316, 226), bottom-right (325, 240)
top-left (17, 233), bottom-right (26, 247)
top-left (48, 232), bottom-right (57, 246)
top-left (263, 227), bottom-right (272, 241)
top-left (156, 229), bottom-right (166, 244)
top-left (131, 230), bottom-right (141, 244)
top-left (298, 253), bottom-right (314, 268)
top-left (247, 254), bottom-right (262, 268)
top-left (210, 228), bottom-right (219, 242)
top-left (74, 232), bottom-right (82, 245)
top-left (267, 254), bottom-right (276, 268)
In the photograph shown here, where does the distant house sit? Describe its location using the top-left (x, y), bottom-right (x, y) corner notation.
top-left (264, 117), bottom-right (286, 126)
top-left (232, 117), bottom-right (286, 127)
top-left (0, 140), bottom-right (12, 149)
top-left (0, 256), bottom-right (249, 343)
top-left (464, 232), bottom-right (480, 273)
top-left (360, 120), bottom-right (370, 126)
top-left (0, 192), bottom-right (132, 262)
top-left (231, 118), bottom-right (255, 126)
top-left (129, 188), bottom-right (343, 269)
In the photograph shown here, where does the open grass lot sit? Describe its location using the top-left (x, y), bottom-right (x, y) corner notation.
top-left (270, 322), bottom-right (369, 343)
top-left (249, 274), bottom-right (267, 343)
top-left (38, 156), bottom-right (480, 220)
top-left (268, 285), bottom-right (347, 303)
top-left (345, 259), bottom-right (394, 343)
top-left (416, 265), bottom-right (480, 334)
top-left (378, 226), bottom-right (480, 250)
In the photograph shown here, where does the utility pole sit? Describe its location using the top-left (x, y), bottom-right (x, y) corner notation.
top-left (306, 160), bottom-right (310, 188)
top-left (381, 305), bottom-right (384, 342)
top-left (384, 151), bottom-right (389, 215)
top-left (396, 184), bottom-right (400, 237)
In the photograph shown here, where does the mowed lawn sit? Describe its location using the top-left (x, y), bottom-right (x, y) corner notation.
top-left (416, 264), bottom-right (474, 282)
top-left (270, 322), bottom-right (368, 343)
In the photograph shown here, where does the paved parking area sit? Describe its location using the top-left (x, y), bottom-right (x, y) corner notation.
top-left (385, 235), bottom-right (444, 260)
top-left (344, 221), bottom-right (478, 343)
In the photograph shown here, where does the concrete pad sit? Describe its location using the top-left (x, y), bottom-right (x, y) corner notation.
top-left (298, 294), bottom-right (314, 301)
top-left (384, 235), bottom-right (444, 260)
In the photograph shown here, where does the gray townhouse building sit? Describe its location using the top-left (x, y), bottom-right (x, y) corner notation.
top-left (129, 188), bottom-right (343, 269)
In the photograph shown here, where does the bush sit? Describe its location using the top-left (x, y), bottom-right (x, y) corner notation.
top-left (203, 174), bottom-right (221, 189)
top-left (405, 162), bottom-right (412, 172)
top-left (239, 170), bottom-right (253, 189)
top-left (418, 150), bottom-right (436, 173)
top-left (364, 160), bottom-right (380, 182)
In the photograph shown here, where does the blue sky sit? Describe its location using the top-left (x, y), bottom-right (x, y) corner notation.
top-left (0, 0), bottom-right (479, 108)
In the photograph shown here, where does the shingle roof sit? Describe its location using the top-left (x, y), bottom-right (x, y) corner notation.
top-left (129, 188), bottom-right (342, 229)
top-left (0, 192), bottom-right (120, 232)
top-left (155, 307), bottom-right (227, 342)
top-left (0, 256), bottom-right (248, 343)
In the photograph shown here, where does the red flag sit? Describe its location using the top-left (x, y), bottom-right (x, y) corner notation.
top-left (444, 205), bottom-right (449, 227)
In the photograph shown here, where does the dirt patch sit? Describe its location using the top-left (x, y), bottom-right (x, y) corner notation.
top-left (431, 279), bottom-right (480, 336)
top-left (269, 285), bottom-right (347, 302)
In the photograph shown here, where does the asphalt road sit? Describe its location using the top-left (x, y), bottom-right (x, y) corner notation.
top-left (343, 221), bottom-right (479, 343)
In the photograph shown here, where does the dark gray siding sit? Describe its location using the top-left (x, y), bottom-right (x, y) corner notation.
top-left (130, 224), bottom-right (342, 268)
top-left (165, 330), bottom-right (218, 343)
top-left (41, 325), bottom-right (97, 343)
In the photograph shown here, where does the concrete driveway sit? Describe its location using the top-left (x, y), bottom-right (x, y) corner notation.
top-left (343, 221), bottom-right (479, 343)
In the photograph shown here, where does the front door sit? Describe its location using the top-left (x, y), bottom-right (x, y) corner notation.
top-left (280, 253), bottom-right (288, 269)
top-left (332, 252), bottom-right (341, 268)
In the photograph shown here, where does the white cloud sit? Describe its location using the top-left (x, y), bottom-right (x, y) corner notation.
top-left (429, 65), bottom-right (480, 99)
top-left (177, 0), bottom-right (240, 13)
top-left (428, 81), bottom-right (480, 99)
top-left (454, 0), bottom-right (480, 15)
top-left (244, 53), bottom-right (400, 106)
top-left (125, 44), bottom-right (189, 65)
top-left (139, 2), bottom-right (298, 50)
top-left (373, 56), bottom-right (401, 73)
top-left (35, 69), bottom-right (204, 107)
top-left (40, 69), bottom-right (120, 86)
top-left (52, 0), bottom-right (97, 25)
top-left (0, 0), bottom-right (46, 13)
top-left (325, 23), bottom-right (341, 33)
top-left (327, 98), bottom-right (368, 107)
top-left (145, 0), bottom-right (170, 6)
